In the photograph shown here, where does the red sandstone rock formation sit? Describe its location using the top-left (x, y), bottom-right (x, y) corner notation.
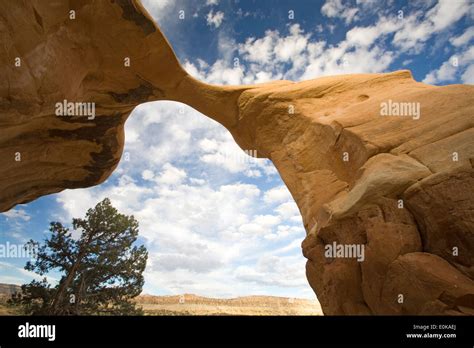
top-left (1, 0), bottom-right (473, 315)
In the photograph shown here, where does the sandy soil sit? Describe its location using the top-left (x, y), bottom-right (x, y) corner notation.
top-left (135, 294), bottom-right (322, 315)
top-left (0, 286), bottom-right (323, 316)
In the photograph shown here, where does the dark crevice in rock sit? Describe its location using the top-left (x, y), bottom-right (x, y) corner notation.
top-left (32, 7), bottom-right (43, 29)
top-left (108, 81), bottom-right (159, 104)
top-left (113, 0), bottom-right (156, 35)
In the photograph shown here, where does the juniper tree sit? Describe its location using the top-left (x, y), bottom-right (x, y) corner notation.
top-left (10, 198), bottom-right (148, 315)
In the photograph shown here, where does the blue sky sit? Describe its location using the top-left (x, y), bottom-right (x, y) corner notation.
top-left (1, 0), bottom-right (473, 299)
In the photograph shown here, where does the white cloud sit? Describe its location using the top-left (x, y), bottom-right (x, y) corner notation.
top-left (319, 1), bottom-right (473, 57)
top-left (238, 24), bottom-right (310, 76)
top-left (234, 254), bottom-right (307, 288)
top-left (427, 0), bottom-right (471, 32)
top-left (264, 225), bottom-right (303, 241)
top-left (450, 27), bottom-right (474, 47)
top-left (300, 43), bottom-right (394, 80)
top-left (0, 261), bottom-right (58, 285)
top-left (198, 133), bottom-right (276, 177)
top-left (187, 21), bottom-right (397, 84)
top-left (155, 163), bottom-right (187, 186)
top-left (217, 31), bottom-right (237, 62)
top-left (275, 202), bottom-right (300, 220)
top-left (141, 164), bottom-right (187, 186)
top-left (461, 64), bottom-right (474, 84)
top-left (186, 59), bottom-right (244, 85)
top-left (346, 26), bottom-right (381, 47)
top-left (206, 10), bottom-right (224, 28)
top-left (263, 185), bottom-right (292, 204)
top-left (238, 214), bottom-right (281, 235)
top-left (189, 178), bottom-right (206, 185)
top-left (391, 1), bottom-right (473, 52)
top-left (154, 252), bottom-right (223, 272)
top-left (274, 24), bottom-right (309, 62)
top-left (423, 47), bottom-right (474, 84)
top-left (239, 30), bottom-right (278, 65)
top-left (183, 60), bottom-right (206, 81)
top-left (142, 169), bottom-right (154, 181)
top-left (252, 71), bottom-right (275, 84)
top-left (1, 208), bottom-right (31, 221)
top-left (321, 0), bottom-right (359, 24)
top-left (423, 59), bottom-right (457, 84)
top-left (140, 0), bottom-right (173, 24)
top-left (57, 176), bottom-right (152, 220)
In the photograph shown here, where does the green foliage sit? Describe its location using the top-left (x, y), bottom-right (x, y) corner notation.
top-left (10, 198), bottom-right (148, 315)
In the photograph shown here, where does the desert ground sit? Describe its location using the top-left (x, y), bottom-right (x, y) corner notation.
top-left (134, 294), bottom-right (322, 315)
top-left (0, 284), bottom-right (322, 316)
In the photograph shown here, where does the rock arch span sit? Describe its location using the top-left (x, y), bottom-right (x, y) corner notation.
top-left (1, 0), bottom-right (473, 314)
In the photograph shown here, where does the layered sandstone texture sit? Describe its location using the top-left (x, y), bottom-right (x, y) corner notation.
top-left (1, 0), bottom-right (473, 315)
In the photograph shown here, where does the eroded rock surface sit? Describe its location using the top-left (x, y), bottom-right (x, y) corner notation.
top-left (1, 0), bottom-right (473, 315)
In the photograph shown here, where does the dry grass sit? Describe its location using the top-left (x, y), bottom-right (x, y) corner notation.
top-left (135, 294), bottom-right (322, 316)
top-left (0, 289), bottom-right (323, 316)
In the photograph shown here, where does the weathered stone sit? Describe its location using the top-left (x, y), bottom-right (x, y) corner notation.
top-left (1, 0), bottom-right (473, 315)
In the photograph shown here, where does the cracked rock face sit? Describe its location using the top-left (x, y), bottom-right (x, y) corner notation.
top-left (1, 0), bottom-right (473, 315)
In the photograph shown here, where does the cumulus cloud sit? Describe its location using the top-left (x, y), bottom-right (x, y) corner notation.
top-left (427, 0), bottom-right (470, 32)
top-left (275, 202), bottom-right (300, 220)
top-left (206, 10), bottom-right (224, 28)
top-left (240, 24), bottom-right (309, 68)
top-left (1, 208), bottom-right (31, 222)
top-left (423, 47), bottom-right (474, 84)
top-left (184, 19), bottom-right (399, 83)
top-left (141, 164), bottom-right (187, 185)
top-left (140, 0), bottom-right (174, 24)
top-left (321, 0), bottom-right (359, 24)
top-left (263, 185), bottom-right (293, 204)
top-left (391, 1), bottom-right (473, 53)
top-left (185, 59), bottom-right (244, 84)
top-left (156, 163), bottom-right (187, 185)
top-left (450, 27), bottom-right (474, 47)
top-left (198, 134), bottom-right (276, 177)
top-left (154, 252), bottom-right (223, 273)
top-left (239, 30), bottom-right (278, 64)
top-left (234, 254), bottom-right (307, 288)
top-left (423, 59), bottom-right (457, 84)
top-left (0, 261), bottom-right (58, 286)
top-left (461, 64), bottom-right (474, 84)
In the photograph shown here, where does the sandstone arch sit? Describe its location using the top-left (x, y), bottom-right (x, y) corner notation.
top-left (1, 0), bottom-right (473, 315)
